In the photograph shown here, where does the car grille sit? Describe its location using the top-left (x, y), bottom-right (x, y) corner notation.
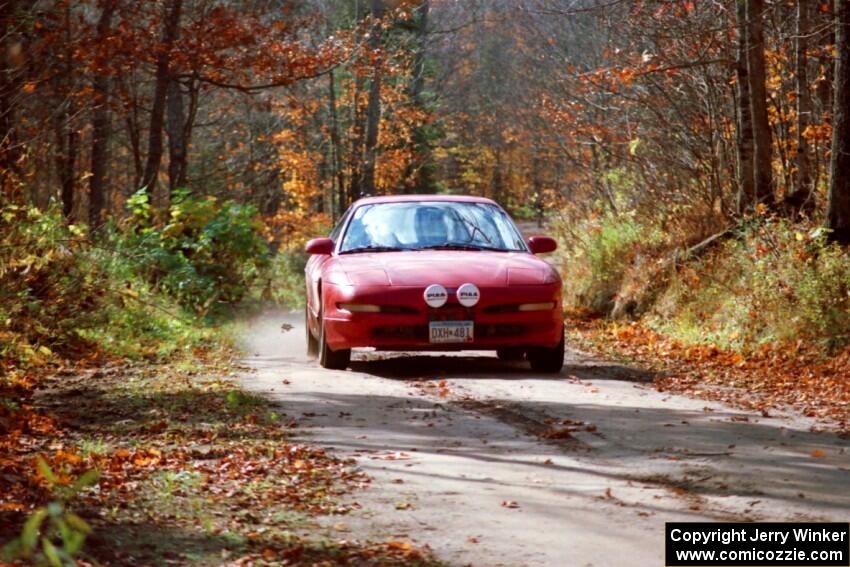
top-left (427, 306), bottom-right (474, 321)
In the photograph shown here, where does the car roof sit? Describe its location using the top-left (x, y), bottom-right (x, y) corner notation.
top-left (351, 194), bottom-right (499, 207)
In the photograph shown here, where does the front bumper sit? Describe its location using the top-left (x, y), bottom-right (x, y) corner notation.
top-left (322, 283), bottom-right (563, 351)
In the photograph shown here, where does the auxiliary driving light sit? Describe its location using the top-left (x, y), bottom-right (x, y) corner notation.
top-left (456, 283), bottom-right (481, 307)
top-left (423, 284), bottom-right (449, 308)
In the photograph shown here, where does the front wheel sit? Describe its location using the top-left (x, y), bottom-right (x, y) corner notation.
top-left (306, 305), bottom-right (318, 358)
top-left (318, 307), bottom-right (350, 370)
top-left (527, 328), bottom-right (565, 373)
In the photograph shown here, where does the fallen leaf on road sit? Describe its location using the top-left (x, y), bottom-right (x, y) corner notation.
top-left (543, 458), bottom-right (554, 465)
top-left (811, 449), bottom-right (826, 458)
top-left (539, 427), bottom-right (574, 440)
top-left (501, 500), bottom-right (520, 508)
top-left (467, 536), bottom-right (480, 544)
top-left (370, 451), bottom-right (412, 460)
top-left (386, 541), bottom-right (412, 551)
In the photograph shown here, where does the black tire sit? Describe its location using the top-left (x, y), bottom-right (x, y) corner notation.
top-left (527, 328), bottom-right (565, 373)
top-left (496, 347), bottom-right (525, 361)
top-left (318, 304), bottom-right (350, 370)
top-left (306, 305), bottom-right (318, 358)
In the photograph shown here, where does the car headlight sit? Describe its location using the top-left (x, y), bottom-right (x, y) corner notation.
top-left (517, 302), bottom-right (556, 312)
top-left (337, 303), bottom-right (381, 313)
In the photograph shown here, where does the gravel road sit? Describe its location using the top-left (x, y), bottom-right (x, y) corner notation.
top-left (239, 311), bottom-right (850, 567)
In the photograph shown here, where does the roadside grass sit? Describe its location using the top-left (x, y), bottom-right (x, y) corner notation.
top-left (1, 342), bottom-right (440, 566)
top-left (557, 213), bottom-right (850, 353)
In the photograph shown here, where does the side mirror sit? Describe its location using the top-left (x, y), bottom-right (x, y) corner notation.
top-left (305, 237), bottom-right (334, 255)
top-left (527, 235), bottom-right (557, 254)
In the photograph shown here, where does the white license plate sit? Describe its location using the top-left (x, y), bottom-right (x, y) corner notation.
top-left (429, 321), bottom-right (474, 344)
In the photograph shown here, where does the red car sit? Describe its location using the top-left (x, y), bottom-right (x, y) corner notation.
top-left (304, 195), bottom-right (564, 372)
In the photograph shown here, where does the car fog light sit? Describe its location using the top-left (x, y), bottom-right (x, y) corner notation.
top-left (423, 284), bottom-right (448, 308)
top-left (457, 282), bottom-right (480, 307)
top-left (517, 302), bottom-right (556, 311)
top-left (338, 303), bottom-right (381, 313)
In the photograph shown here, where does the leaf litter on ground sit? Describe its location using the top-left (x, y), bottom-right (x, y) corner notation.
top-left (1, 347), bottom-right (440, 565)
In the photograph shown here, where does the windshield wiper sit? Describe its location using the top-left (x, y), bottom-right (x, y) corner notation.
top-left (341, 245), bottom-right (405, 254)
top-left (418, 243), bottom-right (508, 252)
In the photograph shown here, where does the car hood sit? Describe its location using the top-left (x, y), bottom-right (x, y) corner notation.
top-left (333, 250), bottom-right (558, 287)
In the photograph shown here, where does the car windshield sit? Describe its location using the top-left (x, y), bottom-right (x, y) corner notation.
top-left (339, 201), bottom-right (527, 253)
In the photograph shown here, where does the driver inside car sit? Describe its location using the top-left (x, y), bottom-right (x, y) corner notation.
top-left (415, 206), bottom-right (450, 247)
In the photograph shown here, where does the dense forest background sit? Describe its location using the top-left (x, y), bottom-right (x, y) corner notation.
top-left (4, 0), bottom-right (849, 231)
top-left (4, 0), bottom-right (850, 359)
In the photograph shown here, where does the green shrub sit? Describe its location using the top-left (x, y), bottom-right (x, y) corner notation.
top-left (0, 204), bottom-right (106, 370)
top-left (650, 219), bottom-right (850, 350)
top-left (0, 199), bottom-right (246, 373)
top-left (125, 189), bottom-right (270, 315)
top-left (556, 210), bottom-right (666, 313)
top-left (262, 249), bottom-right (309, 307)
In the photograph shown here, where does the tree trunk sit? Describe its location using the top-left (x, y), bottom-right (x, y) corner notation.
top-left (591, 140), bottom-right (617, 214)
top-left (89, 0), bottom-right (117, 229)
top-left (140, 0), bottom-right (182, 197)
top-left (347, 0), bottom-right (367, 207)
top-left (403, 0), bottom-right (431, 193)
top-left (409, 0), bottom-right (429, 104)
top-left (327, 70), bottom-right (345, 216)
top-left (166, 76), bottom-right (187, 193)
top-left (827, 0), bottom-right (850, 243)
top-left (120, 72), bottom-right (143, 189)
top-left (745, 0), bottom-right (775, 208)
top-left (56, 116), bottom-right (77, 219)
top-left (361, 0), bottom-right (384, 196)
top-left (784, 0), bottom-right (814, 215)
top-left (735, 0), bottom-right (755, 214)
top-left (492, 147), bottom-right (504, 203)
top-left (58, 1), bottom-right (76, 219)
top-left (0, 0), bottom-right (22, 195)
top-left (533, 152), bottom-right (543, 227)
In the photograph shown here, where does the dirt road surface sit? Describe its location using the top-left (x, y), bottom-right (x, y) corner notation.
top-left (239, 311), bottom-right (850, 567)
